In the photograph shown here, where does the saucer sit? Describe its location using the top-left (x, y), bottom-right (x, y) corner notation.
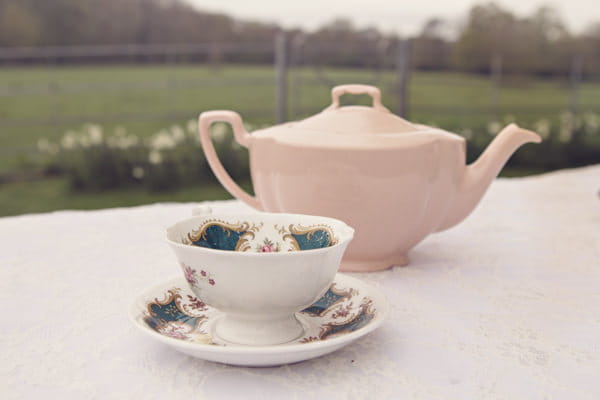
top-left (129, 273), bottom-right (389, 367)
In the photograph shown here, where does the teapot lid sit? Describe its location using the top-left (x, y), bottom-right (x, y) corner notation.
top-left (293, 84), bottom-right (418, 134)
top-left (255, 84), bottom-right (462, 148)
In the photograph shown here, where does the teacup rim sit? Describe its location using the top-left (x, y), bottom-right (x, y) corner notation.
top-left (165, 212), bottom-right (355, 256)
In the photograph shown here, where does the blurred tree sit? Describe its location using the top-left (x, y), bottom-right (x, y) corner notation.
top-left (412, 18), bottom-right (451, 70)
top-left (0, 0), bottom-right (597, 76)
top-left (525, 6), bottom-right (573, 76)
top-left (305, 18), bottom-right (388, 68)
top-left (453, 3), bottom-right (518, 73)
top-left (0, 0), bottom-right (41, 46)
top-left (581, 22), bottom-right (600, 77)
top-left (452, 2), bottom-right (574, 76)
top-left (309, 18), bottom-right (359, 66)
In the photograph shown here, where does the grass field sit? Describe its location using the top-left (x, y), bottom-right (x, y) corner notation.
top-left (0, 177), bottom-right (241, 217)
top-left (1, 64), bottom-right (599, 216)
top-left (2, 64), bottom-right (600, 172)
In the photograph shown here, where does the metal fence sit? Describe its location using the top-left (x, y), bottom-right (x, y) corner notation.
top-left (0, 34), bottom-right (598, 173)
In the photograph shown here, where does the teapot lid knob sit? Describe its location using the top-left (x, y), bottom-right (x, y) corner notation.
top-left (327, 84), bottom-right (390, 113)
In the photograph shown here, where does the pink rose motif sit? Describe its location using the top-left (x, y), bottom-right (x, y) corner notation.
top-left (183, 265), bottom-right (197, 285)
top-left (160, 324), bottom-right (188, 340)
top-left (208, 279), bottom-right (215, 286)
top-left (260, 244), bottom-right (274, 252)
top-left (200, 270), bottom-right (207, 277)
top-left (166, 330), bottom-right (186, 340)
top-left (257, 238), bottom-right (279, 253)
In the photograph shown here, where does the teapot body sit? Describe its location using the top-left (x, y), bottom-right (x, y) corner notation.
top-left (249, 136), bottom-right (465, 271)
top-left (198, 85), bottom-right (541, 272)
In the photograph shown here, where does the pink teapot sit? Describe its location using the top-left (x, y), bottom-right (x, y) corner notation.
top-left (199, 84), bottom-right (541, 272)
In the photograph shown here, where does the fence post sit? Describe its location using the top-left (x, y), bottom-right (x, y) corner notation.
top-left (275, 32), bottom-right (288, 123)
top-left (289, 34), bottom-right (306, 120)
top-left (208, 42), bottom-right (222, 71)
top-left (490, 53), bottom-right (502, 119)
top-left (569, 54), bottom-right (584, 117)
top-left (396, 39), bottom-right (411, 118)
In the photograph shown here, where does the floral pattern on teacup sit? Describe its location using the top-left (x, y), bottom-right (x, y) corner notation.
top-left (181, 219), bottom-right (339, 253)
top-left (180, 262), bottom-right (216, 287)
top-left (256, 238), bottom-right (281, 252)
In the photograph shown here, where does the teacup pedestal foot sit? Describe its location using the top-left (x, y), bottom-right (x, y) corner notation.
top-left (340, 254), bottom-right (409, 272)
top-left (215, 314), bottom-right (304, 346)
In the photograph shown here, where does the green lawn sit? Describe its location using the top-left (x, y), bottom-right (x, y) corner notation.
top-left (0, 64), bottom-right (598, 216)
top-left (0, 168), bottom-right (547, 217)
top-left (0, 177), bottom-right (238, 217)
top-left (2, 64), bottom-right (599, 173)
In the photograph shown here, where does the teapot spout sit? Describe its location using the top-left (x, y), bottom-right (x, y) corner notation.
top-left (436, 123), bottom-right (541, 232)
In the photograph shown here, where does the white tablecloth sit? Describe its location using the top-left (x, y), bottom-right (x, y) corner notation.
top-left (1, 165), bottom-right (599, 399)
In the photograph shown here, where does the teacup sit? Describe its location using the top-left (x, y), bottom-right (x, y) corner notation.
top-left (166, 211), bottom-right (354, 346)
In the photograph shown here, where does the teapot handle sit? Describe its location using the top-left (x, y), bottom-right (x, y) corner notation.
top-left (327, 84), bottom-right (390, 112)
top-left (198, 111), bottom-right (262, 210)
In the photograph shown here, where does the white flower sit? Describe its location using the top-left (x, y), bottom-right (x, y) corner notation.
top-left (124, 135), bottom-right (139, 148)
top-left (558, 125), bottom-right (572, 143)
top-left (171, 125), bottom-right (185, 143)
top-left (243, 122), bottom-right (254, 132)
top-left (186, 119), bottom-right (197, 134)
top-left (47, 143), bottom-right (59, 155)
top-left (151, 131), bottom-right (176, 150)
top-left (110, 134), bottom-right (138, 150)
top-left (114, 126), bottom-right (126, 136)
top-left (211, 123), bottom-right (228, 144)
top-left (37, 138), bottom-right (50, 153)
top-left (533, 119), bottom-right (551, 139)
top-left (149, 150), bottom-right (163, 164)
top-left (60, 132), bottom-right (77, 150)
top-left (460, 128), bottom-right (473, 139)
top-left (559, 110), bottom-right (580, 130)
top-left (559, 110), bottom-right (573, 122)
top-left (86, 124), bottom-right (103, 145)
top-left (583, 113), bottom-right (600, 133)
top-left (230, 140), bottom-right (243, 150)
top-left (78, 136), bottom-right (91, 148)
top-left (107, 136), bottom-right (118, 148)
top-left (487, 121), bottom-right (502, 136)
top-left (503, 114), bottom-right (515, 124)
top-left (558, 111), bottom-right (579, 142)
top-left (132, 166), bottom-right (145, 179)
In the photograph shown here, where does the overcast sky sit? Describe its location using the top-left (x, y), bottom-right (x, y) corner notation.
top-left (186, 0), bottom-right (598, 36)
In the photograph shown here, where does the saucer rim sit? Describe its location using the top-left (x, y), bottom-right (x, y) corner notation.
top-left (129, 273), bottom-right (389, 354)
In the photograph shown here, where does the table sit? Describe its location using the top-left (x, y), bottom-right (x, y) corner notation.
top-left (1, 165), bottom-right (599, 399)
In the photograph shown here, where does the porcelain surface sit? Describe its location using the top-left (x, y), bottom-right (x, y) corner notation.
top-left (180, 217), bottom-right (339, 252)
top-left (129, 274), bottom-right (389, 366)
top-left (198, 84), bottom-right (541, 271)
top-left (166, 211), bottom-right (354, 346)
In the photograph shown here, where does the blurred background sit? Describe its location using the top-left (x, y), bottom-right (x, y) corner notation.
top-left (0, 0), bottom-right (599, 216)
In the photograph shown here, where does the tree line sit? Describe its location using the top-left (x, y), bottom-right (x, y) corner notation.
top-left (1, 0), bottom-right (599, 77)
